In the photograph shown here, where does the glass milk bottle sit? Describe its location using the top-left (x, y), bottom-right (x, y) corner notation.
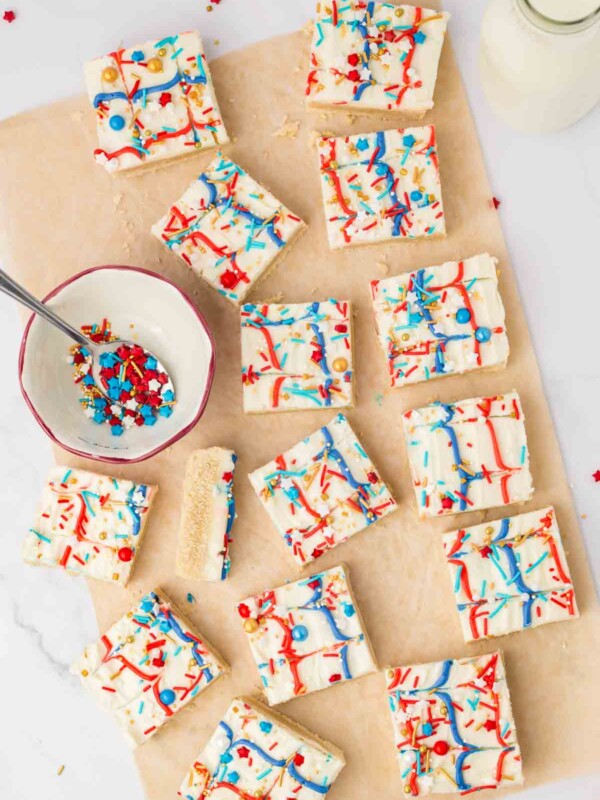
top-left (479, 0), bottom-right (600, 133)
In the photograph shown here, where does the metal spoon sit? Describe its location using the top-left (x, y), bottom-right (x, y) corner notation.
top-left (0, 267), bottom-right (175, 410)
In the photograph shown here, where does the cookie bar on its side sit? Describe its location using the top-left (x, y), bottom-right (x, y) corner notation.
top-left (176, 447), bottom-right (237, 582)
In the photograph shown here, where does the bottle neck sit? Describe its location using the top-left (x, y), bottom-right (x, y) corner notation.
top-left (517, 0), bottom-right (600, 34)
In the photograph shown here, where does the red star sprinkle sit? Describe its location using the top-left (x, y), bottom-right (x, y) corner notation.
top-left (593, 470), bottom-right (600, 482)
top-left (159, 92), bottom-right (172, 107)
top-left (483, 719), bottom-right (497, 732)
top-left (3, 9), bottom-right (16, 22)
top-left (479, 545), bottom-right (492, 559)
top-left (237, 746), bottom-right (250, 759)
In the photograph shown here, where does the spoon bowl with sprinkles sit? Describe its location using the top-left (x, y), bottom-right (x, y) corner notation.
top-left (4, 264), bottom-right (216, 463)
top-left (0, 269), bottom-right (176, 438)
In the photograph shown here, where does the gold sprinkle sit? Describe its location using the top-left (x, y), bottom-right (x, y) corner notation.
top-left (146, 57), bottom-right (163, 73)
top-left (57, 765), bottom-right (65, 776)
top-left (102, 66), bottom-right (118, 83)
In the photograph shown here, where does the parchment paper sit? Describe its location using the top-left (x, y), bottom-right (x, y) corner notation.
top-left (1, 6), bottom-right (599, 798)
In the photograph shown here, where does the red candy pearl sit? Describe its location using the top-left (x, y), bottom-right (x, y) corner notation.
top-left (118, 547), bottom-right (134, 562)
top-left (441, 495), bottom-right (454, 509)
top-left (433, 741), bottom-right (449, 756)
top-left (238, 603), bottom-right (251, 618)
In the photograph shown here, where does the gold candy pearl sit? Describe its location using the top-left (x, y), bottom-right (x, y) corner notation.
top-left (403, 786), bottom-right (412, 795)
top-left (401, 333), bottom-right (410, 342)
top-left (243, 618), bottom-right (259, 634)
top-left (395, 7), bottom-right (405, 15)
top-left (157, 47), bottom-right (167, 57)
top-left (419, 745), bottom-right (428, 754)
top-left (147, 57), bottom-right (163, 73)
top-left (102, 66), bottom-right (118, 83)
top-left (332, 357), bottom-right (348, 373)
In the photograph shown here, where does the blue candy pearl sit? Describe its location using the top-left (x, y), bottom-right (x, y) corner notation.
top-left (159, 619), bottom-right (171, 632)
top-left (410, 190), bottom-right (423, 201)
top-left (422, 722), bottom-right (433, 736)
top-left (109, 114), bottom-right (126, 131)
top-left (159, 689), bottom-right (176, 706)
top-left (456, 308), bottom-right (471, 324)
top-left (291, 624), bottom-right (309, 642)
top-left (475, 326), bottom-right (492, 343)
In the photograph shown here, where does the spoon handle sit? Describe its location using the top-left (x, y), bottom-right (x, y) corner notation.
top-left (0, 268), bottom-right (90, 348)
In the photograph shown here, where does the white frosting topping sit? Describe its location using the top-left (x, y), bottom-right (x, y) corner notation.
top-left (249, 413), bottom-right (397, 566)
top-left (307, 3), bottom-right (449, 114)
top-left (22, 466), bottom-right (155, 585)
top-left (152, 153), bottom-right (305, 304)
top-left (177, 698), bottom-right (345, 799)
top-left (238, 564), bottom-right (377, 705)
top-left (317, 126), bottom-right (445, 249)
top-left (371, 253), bottom-right (509, 387)
top-left (70, 589), bottom-right (226, 747)
top-left (241, 299), bottom-right (353, 412)
top-left (403, 391), bottom-right (534, 518)
top-left (443, 505), bottom-right (578, 641)
top-left (386, 652), bottom-right (523, 794)
top-left (84, 30), bottom-right (228, 172)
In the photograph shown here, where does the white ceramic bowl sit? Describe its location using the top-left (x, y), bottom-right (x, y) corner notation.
top-left (19, 265), bottom-right (215, 463)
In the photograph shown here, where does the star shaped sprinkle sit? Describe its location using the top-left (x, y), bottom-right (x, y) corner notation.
top-left (3, 9), bottom-right (16, 22)
top-left (593, 470), bottom-right (600, 482)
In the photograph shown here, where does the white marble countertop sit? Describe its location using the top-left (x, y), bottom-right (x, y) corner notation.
top-left (0, 1), bottom-right (598, 798)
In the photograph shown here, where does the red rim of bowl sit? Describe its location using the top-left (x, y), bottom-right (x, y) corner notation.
top-left (18, 264), bottom-right (216, 464)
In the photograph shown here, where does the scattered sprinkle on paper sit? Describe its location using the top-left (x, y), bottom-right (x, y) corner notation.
top-left (309, 129), bottom-right (334, 149)
top-left (57, 765), bottom-right (65, 776)
top-left (273, 116), bottom-right (300, 139)
top-left (186, 593), bottom-right (195, 604)
top-left (593, 470), bottom-right (600, 483)
top-left (491, 196), bottom-right (501, 209)
top-left (3, 9), bottom-right (16, 22)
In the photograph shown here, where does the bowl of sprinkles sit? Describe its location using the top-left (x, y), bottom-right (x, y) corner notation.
top-left (19, 265), bottom-right (215, 463)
